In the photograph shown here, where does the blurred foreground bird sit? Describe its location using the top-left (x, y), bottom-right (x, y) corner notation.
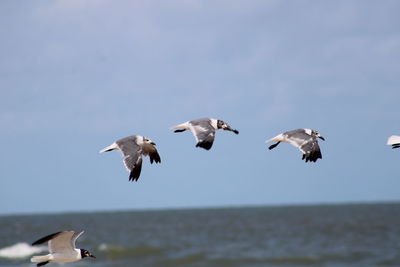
top-left (31, 231), bottom-right (95, 266)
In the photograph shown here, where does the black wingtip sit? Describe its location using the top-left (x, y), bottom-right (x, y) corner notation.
top-left (302, 151), bottom-right (322, 163)
top-left (129, 164), bottom-right (142, 182)
top-left (150, 152), bottom-right (161, 164)
top-left (129, 174), bottom-right (139, 182)
top-left (233, 129), bottom-right (239, 134)
top-left (32, 232), bottom-right (62, 246)
top-left (196, 142), bottom-right (213, 150)
top-left (174, 129), bottom-right (186, 133)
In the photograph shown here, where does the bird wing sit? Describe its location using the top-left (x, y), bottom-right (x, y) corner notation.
top-left (128, 156), bottom-right (142, 181)
top-left (115, 136), bottom-right (142, 172)
top-left (32, 231), bottom-right (63, 246)
top-left (189, 119), bottom-right (216, 150)
top-left (70, 231), bottom-right (84, 249)
top-left (48, 231), bottom-right (82, 254)
top-left (116, 136), bottom-right (144, 181)
top-left (149, 149), bottom-right (161, 164)
top-left (142, 143), bottom-right (161, 164)
top-left (283, 129), bottom-right (312, 148)
top-left (299, 139), bottom-right (322, 162)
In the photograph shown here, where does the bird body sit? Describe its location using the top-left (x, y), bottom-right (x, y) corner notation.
top-left (266, 128), bottom-right (325, 162)
top-left (171, 118), bottom-right (239, 150)
top-left (31, 250), bottom-right (80, 264)
top-left (30, 231), bottom-right (95, 266)
top-left (100, 135), bottom-right (161, 181)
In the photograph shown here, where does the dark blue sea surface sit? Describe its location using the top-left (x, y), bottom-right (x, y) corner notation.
top-left (1, 203), bottom-right (400, 266)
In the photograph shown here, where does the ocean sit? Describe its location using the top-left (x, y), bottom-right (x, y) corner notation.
top-left (1, 203), bottom-right (399, 267)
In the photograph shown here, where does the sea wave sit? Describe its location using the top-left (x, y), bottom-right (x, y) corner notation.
top-left (0, 242), bottom-right (47, 259)
top-left (96, 243), bottom-right (324, 266)
top-left (98, 243), bottom-right (163, 259)
top-left (209, 256), bottom-right (322, 265)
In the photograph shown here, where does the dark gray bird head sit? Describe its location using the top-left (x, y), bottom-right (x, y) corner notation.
top-left (312, 130), bottom-right (325, 141)
top-left (80, 249), bottom-right (96, 259)
top-left (217, 120), bottom-right (239, 134)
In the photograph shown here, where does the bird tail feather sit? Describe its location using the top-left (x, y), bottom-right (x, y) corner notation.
top-left (387, 135), bottom-right (400, 145)
top-left (266, 134), bottom-right (283, 143)
top-left (99, 142), bottom-right (118, 153)
top-left (170, 122), bottom-right (189, 130)
top-left (31, 255), bottom-right (51, 263)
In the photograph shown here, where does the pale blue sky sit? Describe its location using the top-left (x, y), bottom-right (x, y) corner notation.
top-left (1, 0), bottom-right (399, 215)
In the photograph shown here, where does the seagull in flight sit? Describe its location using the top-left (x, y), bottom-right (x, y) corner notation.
top-left (170, 118), bottom-right (239, 150)
top-left (30, 231), bottom-right (95, 266)
top-left (100, 135), bottom-right (161, 181)
top-left (387, 135), bottom-right (400, 149)
top-left (266, 128), bottom-right (325, 162)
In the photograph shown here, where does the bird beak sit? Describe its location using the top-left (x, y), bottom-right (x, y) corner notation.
top-left (223, 125), bottom-right (239, 134)
top-left (90, 254), bottom-right (96, 258)
top-left (150, 142), bottom-right (156, 146)
top-left (319, 136), bottom-right (325, 141)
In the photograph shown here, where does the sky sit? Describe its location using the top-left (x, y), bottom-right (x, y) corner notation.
top-left (0, 0), bottom-right (399, 215)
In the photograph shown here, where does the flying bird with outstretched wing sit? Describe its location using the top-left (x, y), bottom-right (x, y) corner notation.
top-left (170, 118), bottom-right (239, 150)
top-left (31, 231), bottom-right (95, 266)
top-left (100, 135), bottom-right (161, 181)
top-left (266, 128), bottom-right (325, 162)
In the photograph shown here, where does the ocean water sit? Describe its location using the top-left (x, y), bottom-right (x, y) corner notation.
top-left (1, 203), bottom-right (400, 267)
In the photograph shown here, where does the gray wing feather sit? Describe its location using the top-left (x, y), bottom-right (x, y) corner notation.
top-left (48, 231), bottom-right (79, 253)
top-left (189, 118), bottom-right (216, 145)
top-left (299, 139), bottom-right (322, 162)
top-left (190, 118), bottom-right (212, 128)
top-left (116, 136), bottom-right (142, 171)
top-left (122, 153), bottom-right (142, 172)
top-left (195, 129), bottom-right (215, 144)
top-left (32, 232), bottom-right (62, 246)
top-left (71, 231), bottom-right (84, 249)
top-left (284, 129), bottom-right (311, 147)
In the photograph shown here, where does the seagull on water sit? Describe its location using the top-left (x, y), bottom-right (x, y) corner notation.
top-left (30, 231), bottom-right (95, 266)
top-left (266, 128), bottom-right (325, 162)
top-left (100, 135), bottom-right (161, 181)
top-left (170, 118), bottom-right (239, 150)
top-left (387, 135), bottom-right (400, 149)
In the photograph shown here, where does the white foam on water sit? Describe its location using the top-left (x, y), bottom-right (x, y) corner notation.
top-left (0, 242), bottom-right (47, 259)
top-left (98, 243), bottom-right (108, 251)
